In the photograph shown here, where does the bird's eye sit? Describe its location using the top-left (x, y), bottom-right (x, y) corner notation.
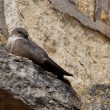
top-left (18, 31), bottom-right (22, 34)
top-left (18, 31), bottom-right (25, 36)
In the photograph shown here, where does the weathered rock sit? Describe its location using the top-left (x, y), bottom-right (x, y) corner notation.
top-left (0, 0), bottom-right (8, 36)
top-left (49, 0), bottom-right (110, 39)
top-left (4, 0), bottom-right (24, 33)
top-left (81, 84), bottom-right (110, 110)
top-left (0, 46), bottom-right (81, 110)
top-left (0, 89), bottom-right (33, 110)
top-left (95, 0), bottom-right (109, 21)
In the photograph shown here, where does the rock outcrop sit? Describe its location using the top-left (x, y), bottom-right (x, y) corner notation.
top-left (0, 46), bottom-right (81, 110)
top-left (0, 0), bottom-right (8, 36)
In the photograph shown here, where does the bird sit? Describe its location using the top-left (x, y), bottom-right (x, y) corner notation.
top-left (6, 27), bottom-right (73, 85)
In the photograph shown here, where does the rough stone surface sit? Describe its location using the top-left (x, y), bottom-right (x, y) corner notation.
top-left (82, 84), bottom-right (110, 110)
top-left (0, 0), bottom-right (8, 36)
top-left (0, 89), bottom-right (33, 110)
top-left (4, 0), bottom-right (24, 32)
top-left (76, 0), bottom-right (95, 18)
top-left (49, 0), bottom-right (110, 38)
top-left (0, 46), bottom-right (81, 110)
top-left (2, 0), bottom-right (110, 109)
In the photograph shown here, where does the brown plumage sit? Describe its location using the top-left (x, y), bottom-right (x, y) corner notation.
top-left (6, 27), bottom-right (73, 85)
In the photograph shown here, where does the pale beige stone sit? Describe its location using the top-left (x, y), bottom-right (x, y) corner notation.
top-left (77, 0), bottom-right (95, 18)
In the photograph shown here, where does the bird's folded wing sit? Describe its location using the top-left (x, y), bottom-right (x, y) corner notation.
top-left (14, 39), bottom-right (47, 64)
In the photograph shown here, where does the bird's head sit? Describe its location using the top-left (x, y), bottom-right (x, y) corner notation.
top-left (11, 27), bottom-right (29, 39)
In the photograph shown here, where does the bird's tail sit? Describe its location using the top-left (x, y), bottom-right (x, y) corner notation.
top-left (42, 57), bottom-right (73, 78)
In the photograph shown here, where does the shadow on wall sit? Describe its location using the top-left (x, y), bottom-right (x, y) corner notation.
top-left (0, 89), bottom-right (33, 110)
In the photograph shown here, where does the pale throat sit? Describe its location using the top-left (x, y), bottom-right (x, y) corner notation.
top-left (8, 35), bottom-right (24, 44)
top-left (6, 34), bottom-right (24, 52)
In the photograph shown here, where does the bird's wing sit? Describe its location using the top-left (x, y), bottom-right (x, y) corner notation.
top-left (43, 57), bottom-right (73, 77)
top-left (13, 39), bottom-right (47, 64)
top-left (14, 39), bottom-right (73, 77)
